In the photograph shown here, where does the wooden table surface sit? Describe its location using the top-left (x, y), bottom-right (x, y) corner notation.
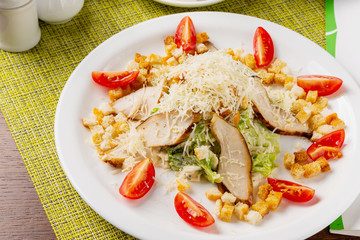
top-left (0, 109), bottom-right (356, 240)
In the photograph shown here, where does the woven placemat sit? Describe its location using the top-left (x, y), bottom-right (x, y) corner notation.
top-left (0, 0), bottom-right (324, 239)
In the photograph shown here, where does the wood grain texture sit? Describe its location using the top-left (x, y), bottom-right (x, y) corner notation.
top-left (0, 110), bottom-right (356, 240)
top-left (0, 110), bottom-right (56, 240)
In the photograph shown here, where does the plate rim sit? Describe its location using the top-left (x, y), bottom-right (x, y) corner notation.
top-left (54, 11), bottom-right (360, 240)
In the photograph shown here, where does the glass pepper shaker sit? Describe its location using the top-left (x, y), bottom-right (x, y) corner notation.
top-left (0, 0), bottom-right (41, 52)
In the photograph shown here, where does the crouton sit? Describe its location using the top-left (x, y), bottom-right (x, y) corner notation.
top-left (234, 202), bottom-right (249, 221)
top-left (309, 114), bottom-right (326, 131)
top-left (315, 157), bottom-right (331, 172)
top-left (196, 32), bottom-right (209, 43)
top-left (291, 99), bottom-right (310, 114)
top-left (251, 200), bottom-right (270, 217)
top-left (82, 117), bottom-right (97, 128)
top-left (195, 43), bottom-right (208, 54)
top-left (291, 85), bottom-right (306, 99)
top-left (303, 161), bottom-right (322, 178)
top-left (109, 85), bottom-right (133, 102)
top-left (257, 183), bottom-right (273, 201)
top-left (219, 202), bottom-right (235, 222)
top-left (294, 150), bottom-right (309, 164)
top-left (274, 73), bottom-right (287, 85)
top-left (316, 124), bottom-right (336, 136)
top-left (213, 199), bottom-right (223, 217)
top-left (290, 163), bottom-right (305, 180)
top-left (244, 210), bottom-right (263, 225)
top-left (164, 35), bottom-right (175, 45)
top-left (268, 58), bottom-right (286, 74)
top-left (101, 115), bottom-right (116, 128)
top-left (295, 109), bottom-right (311, 123)
top-left (257, 69), bottom-right (275, 84)
top-left (221, 192), bottom-right (237, 204)
top-left (284, 152), bottom-right (295, 170)
top-left (265, 191), bottom-right (283, 211)
top-left (330, 118), bottom-right (345, 129)
top-left (306, 91), bottom-right (318, 103)
top-left (325, 113), bottom-right (338, 124)
top-left (113, 121), bottom-right (129, 136)
top-left (93, 108), bottom-right (104, 124)
top-left (310, 97), bottom-right (328, 114)
top-left (205, 187), bottom-right (223, 201)
top-left (244, 54), bottom-right (256, 69)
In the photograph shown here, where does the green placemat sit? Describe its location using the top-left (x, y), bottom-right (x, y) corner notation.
top-left (0, 0), bottom-right (325, 239)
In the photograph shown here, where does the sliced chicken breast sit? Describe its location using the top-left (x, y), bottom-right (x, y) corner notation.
top-left (210, 114), bottom-right (253, 203)
top-left (137, 111), bottom-right (201, 148)
top-left (250, 76), bottom-right (312, 138)
top-left (112, 86), bottom-right (162, 120)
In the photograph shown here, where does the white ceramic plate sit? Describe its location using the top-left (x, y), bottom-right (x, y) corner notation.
top-left (152, 0), bottom-right (223, 8)
top-left (55, 12), bottom-right (360, 240)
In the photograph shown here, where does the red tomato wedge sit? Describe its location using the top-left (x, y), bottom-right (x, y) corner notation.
top-left (307, 129), bottom-right (345, 160)
top-left (296, 75), bottom-right (343, 96)
top-left (174, 16), bottom-right (196, 51)
top-left (119, 158), bottom-right (155, 199)
top-left (268, 178), bottom-right (315, 202)
top-left (253, 26), bottom-right (274, 67)
top-left (174, 192), bottom-right (215, 227)
top-left (92, 71), bottom-right (139, 88)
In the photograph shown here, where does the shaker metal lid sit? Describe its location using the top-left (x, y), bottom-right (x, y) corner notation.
top-left (0, 0), bottom-right (31, 9)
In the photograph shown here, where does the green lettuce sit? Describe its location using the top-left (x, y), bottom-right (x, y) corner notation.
top-left (167, 120), bottom-right (222, 183)
top-left (237, 108), bottom-right (280, 176)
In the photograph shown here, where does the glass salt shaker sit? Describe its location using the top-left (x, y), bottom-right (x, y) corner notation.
top-left (0, 0), bottom-right (41, 52)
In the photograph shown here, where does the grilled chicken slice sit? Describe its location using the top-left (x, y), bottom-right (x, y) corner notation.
top-left (250, 76), bottom-right (312, 138)
top-left (112, 86), bottom-right (162, 120)
top-left (137, 111), bottom-right (201, 148)
top-left (210, 114), bottom-right (253, 203)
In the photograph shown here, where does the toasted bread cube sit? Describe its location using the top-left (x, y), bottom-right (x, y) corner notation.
top-left (219, 202), bottom-right (235, 222)
top-left (274, 73), bottom-right (287, 85)
top-left (232, 49), bottom-right (243, 62)
top-left (195, 43), bottom-right (208, 54)
top-left (196, 32), bottom-right (209, 43)
top-left (265, 191), bottom-right (283, 211)
top-left (303, 161), bottom-right (322, 178)
top-left (306, 91), bottom-right (318, 103)
top-left (109, 85), bottom-right (133, 102)
top-left (166, 56), bottom-right (178, 66)
top-left (257, 69), bottom-right (275, 84)
top-left (221, 192), bottom-right (237, 204)
top-left (291, 99), bottom-right (310, 114)
top-left (92, 132), bottom-right (103, 145)
top-left (294, 150), bottom-right (309, 164)
top-left (82, 117), bottom-right (97, 128)
top-left (213, 199), bottom-right (223, 217)
top-left (291, 85), bottom-right (306, 99)
top-left (268, 58), bottom-right (286, 74)
top-left (257, 183), bottom-right (273, 200)
top-left (311, 97), bottom-right (328, 114)
top-left (295, 109), bottom-right (311, 123)
top-left (205, 187), bottom-right (223, 201)
top-left (330, 118), bottom-right (345, 129)
top-left (251, 200), bottom-right (270, 217)
top-left (284, 75), bottom-right (294, 85)
top-left (309, 114), bottom-right (326, 131)
top-left (325, 113), bottom-right (338, 124)
top-left (284, 152), bottom-right (295, 170)
top-left (165, 42), bottom-right (177, 57)
top-left (244, 54), bottom-right (256, 69)
top-left (234, 202), bottom-right (249, 221)
top-left (113, 121), bottom-right (129, 136)
top-left (244, 210), bottom-right (263, 225)
top-left (315, 157), bottom-right (331, 172)
top-left (148, 53), bottom-right (163, 65)
top-left (290, 163), bottom-right (305, 180)
top-left (164, 35), bottom-right (175, 45)
top-left (101, 115), bottom-right (116, 128)
top-left (93, 108), bottom-right (104, 124)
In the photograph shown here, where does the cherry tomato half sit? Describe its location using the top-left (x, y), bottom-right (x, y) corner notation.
top-left (119, 158), bottom-right (155, 199)
top-left (174, 16), bottom-right (196, 51)
top-left (253, 26), bottom-right (274, 67)
top-left (174, 192), bottom-right (215, 227)
top-left (307, 129), bottom-right (345, 160)
top-left (296, 75), bottom-right (343, 96)
top-left (268, 178), bottom-right (315, 202)
top-left (92, 71), bottom-right (139, 88)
